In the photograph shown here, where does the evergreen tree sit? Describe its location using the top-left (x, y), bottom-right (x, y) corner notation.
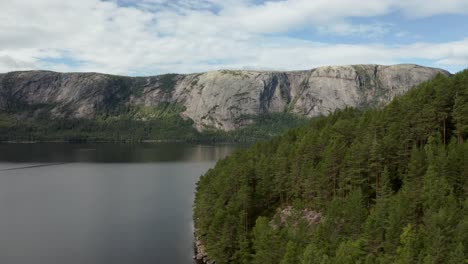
top-left (395, 224), bottom-right (420, 264)
top-left (301, 243), bottom-right (324, 264)
top-left (280, 241), bottom-right (300, 264)
top-left (452, 71), bottom-right (468, 143)
top-left (447, 243), bottom-right (466, 264)
top-left (252, 217), bottom-right (284, 264)
top-left (364, 167), bottom-right (392, 255)
top-left (193, 70), bottom-right (468, 264)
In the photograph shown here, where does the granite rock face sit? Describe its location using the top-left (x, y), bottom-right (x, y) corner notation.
top-left (0, 64), bottom-right (449, 131)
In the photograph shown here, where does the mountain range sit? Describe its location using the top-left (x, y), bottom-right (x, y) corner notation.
top-left (0, 64), bottom-right (448, 133)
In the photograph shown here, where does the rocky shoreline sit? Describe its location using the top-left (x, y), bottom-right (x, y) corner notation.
top-left (192, 208), bottom-right (320, 264)
top-left (193, 234), bottom-right (214, 264)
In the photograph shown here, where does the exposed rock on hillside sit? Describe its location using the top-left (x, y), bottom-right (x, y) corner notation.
top-left (0, 64), bottom-right (449, 131)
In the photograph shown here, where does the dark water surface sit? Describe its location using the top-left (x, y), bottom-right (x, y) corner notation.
top-left (0, 143), bottom-right (239, 264)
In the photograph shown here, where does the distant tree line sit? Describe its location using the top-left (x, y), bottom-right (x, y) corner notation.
top-left (0, 103), bottom-right (307, 143)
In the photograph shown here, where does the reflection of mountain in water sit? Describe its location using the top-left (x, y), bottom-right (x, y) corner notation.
top-left (0, 143), bottom-right (236, 264)
top-left (0, 143), bottom-right (242, 163)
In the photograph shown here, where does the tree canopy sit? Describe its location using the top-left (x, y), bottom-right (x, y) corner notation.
top-left (194, 70), bottom-right (468, 263)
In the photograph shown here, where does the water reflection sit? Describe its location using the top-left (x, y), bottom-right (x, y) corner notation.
top-left (0, 143), bottom-right (240, 163)
top-left (0, 143), bottom-right (241, 264)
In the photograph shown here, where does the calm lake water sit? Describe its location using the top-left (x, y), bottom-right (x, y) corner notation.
top-left (0, 143), bottom-right (239, 264)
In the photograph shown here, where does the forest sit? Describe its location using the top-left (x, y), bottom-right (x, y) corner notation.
top-left (0, 103), bottom-right (307, 143)
top-left (193, 70), bottom-right (468, 264)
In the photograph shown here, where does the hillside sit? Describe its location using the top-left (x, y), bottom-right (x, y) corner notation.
top-left (0, 64), bottom-right (448, 142)
top-left (193, 70), bottom-right (468, 263)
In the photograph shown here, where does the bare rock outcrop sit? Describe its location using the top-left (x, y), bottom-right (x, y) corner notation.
top-left (0, 64), bottom-right (449, 131)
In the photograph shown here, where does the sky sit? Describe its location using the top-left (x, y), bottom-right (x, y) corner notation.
top-left (0, 0), bottom-right (467, 75)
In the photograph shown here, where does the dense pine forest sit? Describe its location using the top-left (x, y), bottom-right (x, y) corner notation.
top-left (194, 70), bottom-right (468, 263)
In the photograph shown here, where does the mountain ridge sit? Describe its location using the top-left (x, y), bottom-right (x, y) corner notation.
top-left (0, 64), bottom-right (450, 132)
top-left (1, 63), bottom-right (448, 76)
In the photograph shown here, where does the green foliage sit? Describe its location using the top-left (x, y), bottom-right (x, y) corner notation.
top-left (194, 70), bottom-right (468, 263)
top-left (99, 76), bottom-right (134, 115)
top-left (200, 112), bottom-right (308, 143)
top-left (395, 224), bottom-right (421, 264)
top-left (0, 105), bottom-right (307, 143)
top-left (0, 104), bottom-right (197, 142)
top-left (280, 241), bottom-right (301, 264)
top-left (333, 239), bottom-right (365, 264)
top-left (158, 74), bottom-right (178, 92)
top-left (251, 217), bottom-right (285, 264)
top-left (0, 113), bottom-right (15, 128)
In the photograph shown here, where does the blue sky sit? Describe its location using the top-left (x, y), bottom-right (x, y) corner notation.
top-left (0, 0), bottom-right (467, 75)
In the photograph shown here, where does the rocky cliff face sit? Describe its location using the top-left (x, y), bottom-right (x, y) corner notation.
top-left (0, 64), bottom-right (449, 131)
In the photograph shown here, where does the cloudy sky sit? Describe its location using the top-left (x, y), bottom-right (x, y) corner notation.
top-left (1, 0), bottom-right (467, 75)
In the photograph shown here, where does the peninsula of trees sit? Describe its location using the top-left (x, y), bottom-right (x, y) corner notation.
top-left (194, 70), bottom-right (468, 263)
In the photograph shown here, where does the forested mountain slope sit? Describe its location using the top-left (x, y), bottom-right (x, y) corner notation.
top-left (193, 70), bottom-right (468, 263)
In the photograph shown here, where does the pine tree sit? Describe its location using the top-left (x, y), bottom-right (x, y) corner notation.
top-left (432, 74), bottom-right (454, 145)
top-left (444, 141), bottom-right (467, 200)
top-left (364, 168), bottom-right (392, 254)
top-left (369, 135), bottom-right (384, 200)
top-left (447, 243), bottom-right (465, 264)
top-left (301, 243), bottom-right (323, 264)
top-left (317, 139), bottom-right (346, 201)
top-left (405, 146), bottom-right (427, 186)
top-left (452, 71), bottom-right (468, 143)
top-left (333, 240), bottom-right (365, 264)
top-left (383, 190), bottom-right (415, 255)
top-left (339, 137), bottom-right (368, 198)
top-left (280, 241), bottom-right (300, 264)
top-left (395, 224), bottom-right (420, 264)
top-left (421, 164), bottom-right (452, 213)
top-left (252, 217), bottom-right (284, 264)
top-left (342, 189), bottom-right (367, 239)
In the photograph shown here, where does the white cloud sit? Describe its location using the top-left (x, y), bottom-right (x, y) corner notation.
top-left (0, 0), bottom-right (467, 74)
top-left (317, 23), bottom-right (392, 37)
top-left (395, 0), bottom-right (468, 17)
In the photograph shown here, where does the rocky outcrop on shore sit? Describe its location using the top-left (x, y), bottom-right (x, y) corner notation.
top-left (194, 235), bottom-right (214, 264)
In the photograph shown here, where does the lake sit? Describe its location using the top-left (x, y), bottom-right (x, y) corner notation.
top-left (0, 143), bottom-right (239, 264)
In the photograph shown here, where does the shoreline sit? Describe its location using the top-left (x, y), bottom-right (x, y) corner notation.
top-left (193, 234), bottom-right (213, 264)
top-left (0, 140), bottom-right (245, 145)
top-left (0, 139), bottom-right (185, 144)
